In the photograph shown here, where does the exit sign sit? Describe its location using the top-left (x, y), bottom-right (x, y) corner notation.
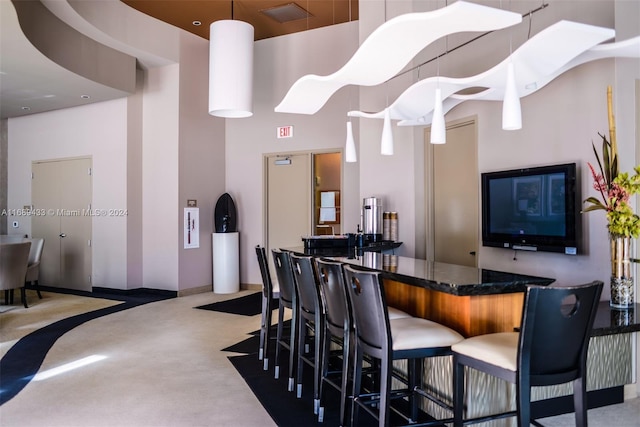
top-left (277, 126), bottom-right (293, 139)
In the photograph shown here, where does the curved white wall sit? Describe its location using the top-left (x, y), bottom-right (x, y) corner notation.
top-left (8, 99), bottom-right (129, 288)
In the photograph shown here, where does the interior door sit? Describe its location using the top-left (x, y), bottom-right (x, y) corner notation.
top-left (426, 119), bottom-right (479, 267)
top-left (32, 158), bottom-right (92, 290)
top-left (265, 153), bottom-right (312, 269)
top-left (32, 161), bottom-right (61, 286)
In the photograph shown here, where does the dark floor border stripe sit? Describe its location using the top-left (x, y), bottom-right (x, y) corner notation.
top-left (0, 291), bottom-right (173, 406)
top-left (34, 285), bottom-right (178, 302)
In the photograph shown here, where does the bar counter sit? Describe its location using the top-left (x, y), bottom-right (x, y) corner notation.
top-left (285, 247), bottom-right (555, 337)
top-left (282, 246), bottom-right (637, 421)
top-left (334, 252), bottom-right (555, 296)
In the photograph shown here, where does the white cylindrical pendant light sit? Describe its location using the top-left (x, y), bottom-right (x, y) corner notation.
top-left (209, 20), bottom-right (254, 118)
top-left (502, 61), bottom-right (522, 130)
top-left (345, 121), bottom-right (357, 163)
top-left (430, 88), bottom-right (446, 144)
top-left (381, 108), bottom-right (394, 155)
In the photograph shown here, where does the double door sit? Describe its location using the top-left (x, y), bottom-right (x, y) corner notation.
top-left (32, 158), bottom-right (92, 291)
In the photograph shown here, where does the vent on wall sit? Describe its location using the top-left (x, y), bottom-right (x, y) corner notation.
top-left (260, 3), bottom-right (312, 23)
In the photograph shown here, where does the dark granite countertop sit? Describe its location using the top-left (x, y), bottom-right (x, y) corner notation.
top-left (282, 247), bottom-right (640, 336)
top-left (283, 247), bottom-right (555, 296)
top-left (284, 242), bottom-right (402, 258)
top-left (334, 253), bottom-right (555, 296)
top-left (592, 302), bottom-right (640, 336)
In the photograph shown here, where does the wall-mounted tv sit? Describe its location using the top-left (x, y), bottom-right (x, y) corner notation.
top-left (481, 162), bottom-right (579, 255)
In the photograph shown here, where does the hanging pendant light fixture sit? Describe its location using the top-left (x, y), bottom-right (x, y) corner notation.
top-left (502, 61), bottom-right (522, 130)
top-left (345, 121), bottom-right (357, 162)
top-left (431, 43), bottom-right (446, 144)
top-left (381, 108), bottom-right (394, 155)
top-left (430, 87), bottom-right (446, 144)
top-left (208, 2), bottom-right (254, 118)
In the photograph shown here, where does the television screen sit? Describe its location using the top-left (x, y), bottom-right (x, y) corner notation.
top-left (481, 163), bottom-right (579, 254)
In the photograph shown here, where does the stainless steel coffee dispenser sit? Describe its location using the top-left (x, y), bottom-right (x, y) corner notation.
top-left (361, 197), bottom-right (383, 243)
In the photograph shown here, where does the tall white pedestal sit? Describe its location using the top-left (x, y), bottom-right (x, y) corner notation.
top-left (212, 232), bottom-right (239, 294)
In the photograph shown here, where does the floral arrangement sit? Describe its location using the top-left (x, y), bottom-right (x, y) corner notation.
top-left (583, 87), bottom-right (640, 238)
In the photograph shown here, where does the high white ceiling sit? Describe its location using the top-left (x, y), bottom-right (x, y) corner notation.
top-left (0, 1), bottom-right (629, 121)
top-left (0, 0), bottom-right (356, 120)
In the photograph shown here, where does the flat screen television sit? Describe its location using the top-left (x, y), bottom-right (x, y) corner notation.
top-left (481, 162), bottom-right (579, 255)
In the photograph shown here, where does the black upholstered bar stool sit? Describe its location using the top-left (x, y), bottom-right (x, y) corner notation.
top-left (271, 249), bottom-right (298, 392)
top-left (452, 281), bottom-right (603, 427)
top-left (343, 264), bottom-right (464, 427)
top-left (255, 245), bottom-right (280, 370)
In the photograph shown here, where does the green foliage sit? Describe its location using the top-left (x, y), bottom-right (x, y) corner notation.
top-left (583, 134), bottom-right (640, 238)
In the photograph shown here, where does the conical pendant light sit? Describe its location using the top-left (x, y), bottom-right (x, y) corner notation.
top-left (430, 87), bottom-right (446, 144)
top-left (381, 108), bottom-right (394, 155)
top-left (502, 61), bottom-right (521, 130)
top-left (345, 121), bottom-right (357, 163)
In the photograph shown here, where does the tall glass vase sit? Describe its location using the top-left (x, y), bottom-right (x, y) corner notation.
top-left (609, 235), bottom-right (634, 309)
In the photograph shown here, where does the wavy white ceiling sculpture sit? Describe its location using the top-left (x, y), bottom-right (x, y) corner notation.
top-left (274, 1), bottom-right (522, 115)
top-left (347, 20), bottom-right (621, 126)
top-left (395, 31), bottom-right (640, 126)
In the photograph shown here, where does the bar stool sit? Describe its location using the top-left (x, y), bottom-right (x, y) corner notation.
top-left (315, 258), bottom-right (414, 424)
top-left (452, 281), bottom-right (603, 427)
top-left (315, 257), bottom-right (353, 425)
top-left (255, 245), bottom-right (280, 370)
top-left (290, 253), bottom-right (324, 413)
top-left (271, 249), bottom-right (298, 392)
top-left (343, 264), bottom-right (464, 427)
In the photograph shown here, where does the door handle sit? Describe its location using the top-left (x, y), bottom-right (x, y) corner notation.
top-left (59, 233), bottom-right (66, 238)
top-left (469, 251), bottom-right (476, 256)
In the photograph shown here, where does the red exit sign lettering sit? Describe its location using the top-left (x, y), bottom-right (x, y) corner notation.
top-left (277, 126), bottom-right (293, 139)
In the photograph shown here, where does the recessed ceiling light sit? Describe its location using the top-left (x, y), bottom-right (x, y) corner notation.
top-left (80, 94), bottom-right (91, 99)
top-left (21, 106), bottom-right (30, 111)
top-left (192, 21), bottom-right (202, 26)
top-left (260, 3), bottom-right (312, 23)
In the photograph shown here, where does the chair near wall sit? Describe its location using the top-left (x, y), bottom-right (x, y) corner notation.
top-left (289, 253), bottom-right (324, 413)
top-left (25, 238), bottom-right (44, 299)
top-left (0, 242), bottom-right (32, 308)
top-left (452, 281), bottom-right (603, 427)
top-left (272, 249), bottom-right (298, 392)
top-left (343, 264), bottom-right (464, 427)
top-left (255, 245), bottom-right (280, 371)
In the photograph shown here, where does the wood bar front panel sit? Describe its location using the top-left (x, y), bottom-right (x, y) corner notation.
top-left (383, 279), bottom-right (524, 337)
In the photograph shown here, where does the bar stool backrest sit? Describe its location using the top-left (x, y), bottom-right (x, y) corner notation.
top-left (290, 254), bottom-right (321, 316)
top-left (342, 264), bottom-right (391, 360)
top-left (519, 281), bottom-right (603, 386)
top-left (255, 245), bottom-right (274, 299)
top-left (272, 249), bottom-right (296, 305)
top-left (315, 258), bottom-right (350, 331)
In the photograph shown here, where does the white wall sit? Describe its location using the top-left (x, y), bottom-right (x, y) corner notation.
top-left (141, 64), bottom-right (180, 291)
top-left (8, 99), bottom-right (129, 288)
top-left (226, 21), bottom-right (360, 286)
top-left (177, 31), bottom-right (226, 291)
